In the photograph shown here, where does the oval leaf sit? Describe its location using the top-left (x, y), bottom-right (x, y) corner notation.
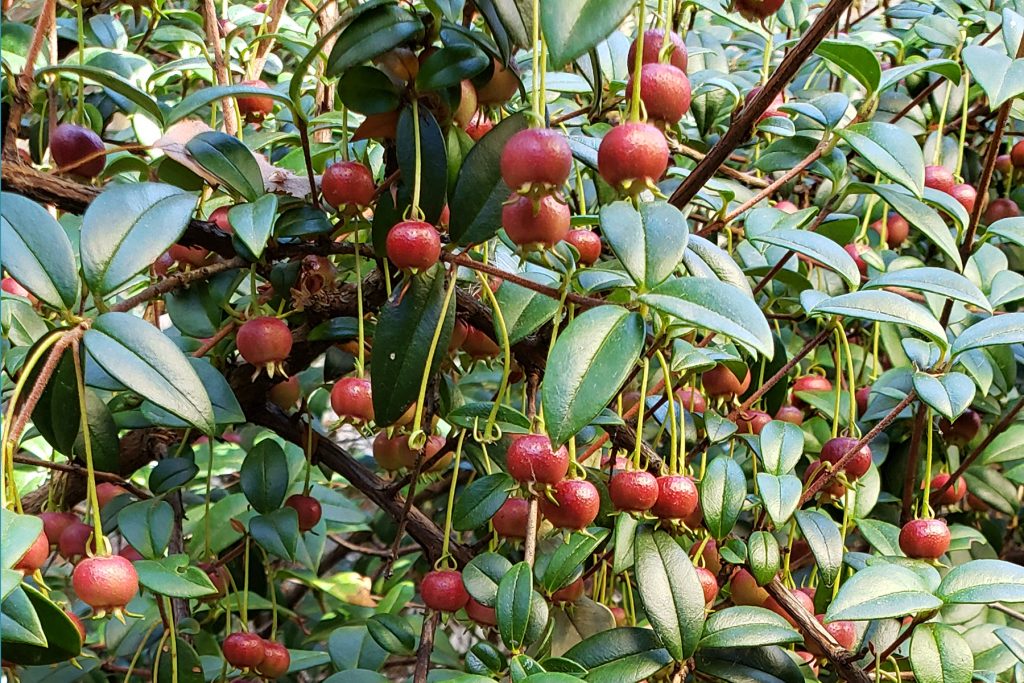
top-left (0, 193), bottom-right (79, 310)
top-left (699, 606), bottom-right (802, 649)
top-left (600, 200), bottom-right (690, 291)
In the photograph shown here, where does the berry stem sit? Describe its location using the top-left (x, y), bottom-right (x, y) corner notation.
top-left (628, 0), bottom-right (647, 122)
top-left (165, 597), bottom-right (179, 683)
top-left (352, 217), bottom-right (366, 378)
top-left (658, 0), bottom-right (674, 63)
top-left (655, 350), bottom-right (678, 475)
top-left (303, 419), bottom-right (314, 495)
top-left (75, 0), bottom-right (85, 125)
top-left (633, 358), bottom-right (650, 471)
top-left (438, 431), bottom-right (465, 568)
top-left (921, 408), bottom-right (934, 519)
top-left (475, 270), bottom-right (512, 442)
top-left (241, 535), bottom-right (251, 626)
top-left (830, 330), bottom-right (844, 439)
top-left (340, 104), bottom-right (350, 162)
top-left (204, 438), bottom-right (214, 559)
top-left (835, 324), bottom-right (859, 436)
top-left (410, 98), bottom-right (424, 219)
top-left (530, 0), bottom-right (542, 124)
top-left (955, 70), bottom-right (970, 179)
top-left (524, 496), bottom-right (539, 567)
top-left (932, 80), bottom-right (954, 167)
top-left (410, 268), bottom-right (459, 447)
top-left (72, 339), bottom-right (105, 552)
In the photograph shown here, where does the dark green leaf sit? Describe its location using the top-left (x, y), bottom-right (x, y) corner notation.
top-left (0, 510), bottom-right (43, 571)
top-left (338, 66), bottom-right (403, 115)
top-left (795, 510), bottom-right (843, 586)
top-left (700, 606), bottom-right (802, 649)
top-left (0, 587), bottom-right (46, 648)
top-left (135, 554), bottom-right (217, 598)
top-left (700, 457), bottom-right (746, 540)
top-left (452, 473), bottom-right (515, 531)
top-left (307, 317), bottom-right (361, 342)
top-left (396, 105), bottom-right (447, 224)
top-left (495, 272), bottom-right (561, 344)
top-left (758, 420), bottom-right (804, 475)
top-left (747, 531), bottom-right (781, 587)
top-left (951, 313), bottom-right (1024, 358)
top-left (326, 4), bottom-right (423, 77)
top-left (464, 552), bottom-right (513, 607)
top-left (240, 439), bottom-right (291, 514)
top-left (366, 614), bottom-right (416, 655)
top-left (600, 200), bottom-right (689, 291)
top-left (0, 193), bottom-right (79, 310)
top-left (838, 122), bottom-right (924, 195)
top-left (497, 562), bottom-right (536, 650)
top-left (540, 0), bottom-right (635, 68)
top-left (447, 402), bottom-right (532, 431)
top-left (815, 39), bottom-right (881, 93)
top-left (750, 228), bottom-right (860, 289)
top-left (417, 44), bottom-right (489, 91)
top-left (633, 529), bottom-right (706, 661)
top-left (564, 627), bottom-right (672, 683)
top-left (696, 645), bottom-right (803, 683)
top-left (249, 508), bottom-right (300, 561)
top-left (149, 457), bottom-right (199, 493)
top-left (36, 64), bottom-right (164, 125)
top-left (227, 194), bottom-right (277, 258)
top-left (1, 584), bottom-right (82, 665)
top-left (810, 291), bottom-right (947, 350)
top-left (118, 499), bottom-right (174, 560)
top-left (154, 638), bottom-right (204, 683)
top-left (541, 529), bottom-right (609, 593)
top-left (186, 131), bottom-right (263, 202)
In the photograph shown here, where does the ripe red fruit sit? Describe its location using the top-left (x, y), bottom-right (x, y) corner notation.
top-left (492, 497), bottom-right (530, 538)
top-left (984, 197), bottom-right (1021, 223)
top-left (626, 63), bottom-right (692, 124)
top-left (223, 632), bottom-right (266, 670)
top-left (236, 79), bottom-right (274, 120)
top-left (168, 244), bottom-right (211, 268)
top-left (386, 221), bottom-right (441, 271)
top-left (551, 577), bottom-right (584, 604)
top-left (747, 86), bottom-right (786, 121)
top-left (676, 387), bottom-right (707, 413)
top-left (820, 436), bottom-right (872, 481)
top-left (791, 375), bottom-right (833, 408)
top-left (774, 405), bottom-right (804, 425)
top-left (502, 193), bottom-right (571, 247)
top-left (924, 165), bottom-right (955, 194)
top-left (1012, 140), bottom-right (1024, 168)
top-left (15, 530), bottom-right (49, 574)
top-left (422, 435), bottom-right (451, 473)
top-left (855, 386), bottom-right (871, 416)
top-left (735, 0), bottom-right (785, 21)
top-left (2, 277), bottom-right (30, 298)
top-left (609, 470), bottom-right (659, 512)
top-left (59, 521), bottom-right (94, 559)
top-left (930, 473), bottom-right (968, 506)
top-left (598, 122), bottom-right (669, 194)
top-left (997, 154), bottom-right (1013, 174)
top-left (730, 568), bottom-right (769, 606)
top-left (651, 475), bottom-right (698, 520)
top-left (774, 200), bottom-right (798, 213)
top-left (736, 410), bottom-right (771, 435)
top-left (465, 111), bottom-right (494, 140)
top-left (466, 597), bottom-right (497, 626)
top-left (285, 494), bottom-right (322, 532)
top-left (119, 545), bottom-right (143, 562)
top-left (703, 364), bottom-right (751, 398)
top-left (899, 518), bottom-right (950, 559)
top-left (453, 80), bottom-right (478, 128)
top-left (50, 123), bottom-right (105, 177)
top-left (67, 611), bottom-right (87, 642)
top-left (96, 482), bottom-right (128, 509)
top-left (256, 640), bottom-right (290, 678)
top-left (809, 615), bottom-right (857, 654)
top-left (462, 325), bottom-right (501, 359)
top-left (845, 243), bottom-right (869, 276)
top-left (269, 376), bottom-right (301, 411)
top-left (477, 59), bottom-right (520, 104)
top-left (236, 317), bottom-right (292, 372)
top-left (322, 161), bottom-right (376, 209)
top-left (421, 570), bottom-right (469, 612)
top-left (610, 605), bottom-right (627, 626)
top-left (372, 432), bottom-right (416, 471)
top-left (950, 184), bottom-right (977, 214)
top-left (72, 555), bottom-right (139, 615)
top-left (209, 206), bottom-right (233, 233)
top-left (39, 511), bottom-right (78, 546)
top-left (939, 409), bottom-right (981, 446)
top-left (565, 229), bottom-right (602, 266)
top-left (541, 479), bottom-right (601, 529)
top-left (330, 377), bottom-right (374, 422)
top-left (500, 128), bottom-right (572, 192)
top-left (691, 538), bottom-right (721, 573)
top-left (695, 566), bottom-right (719, 605)
top-left (506, 434), bottom-right (569, 485)
top-left (199, 562), bottom-right (230, 600)
top-left (764, 589), bottom-right (814, 628)
top-left (870, 212), bottom-right (910, 248)
top-left (628, 29), bottom-right (687, 72)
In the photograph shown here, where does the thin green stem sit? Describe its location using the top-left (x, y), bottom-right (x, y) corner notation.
top-left (932, 81), bottom-right (954, 167)
top-left (166, 597), bottom-right (179, 683)
top-left (410, 99), bottom-right (423, 218)
top-left (955, 71), bottom-right (970, 179)
top-left (628, 1), bottom-right (646, 121)
top-left (530, 0), bottom-right (542, 122)
top-left (410, 269), bottom-right (459, 447)
top-left (353, 218), bottom-right (365, 378)
top-left (633, 359), bottom-right (650, 469)
top-left (475, 271), bottom-right (512, 441)
top-left (203, 438), bottom-right (214, 559)
top-left (655, 351), bottom-right (678, 474)
top-left (837, 325), bottom-right (859, 436)
top-left (921, 409), bottom-right (934, 518)
top-left (439, 431), bottom-right (465, 566)
top-left (72, 341), bottom-right (105, 550)
top-left (831, 331), bottom-right (844, 439)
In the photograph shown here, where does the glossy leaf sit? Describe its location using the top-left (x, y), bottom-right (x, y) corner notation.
top-left (541, 529), bottom-right (609, 593)
top-left (839, 122), bottom-right (924, 195)
top-left (747, 531), bottom-right (781, 587)
top-left (36, 63), bottom-right (164, 124)
top-left (864, 268), bottom-right (989, 312)
top-left (497, 562), bottom-right (536, 650)
top-left (811, 291), bottom-right (947, 350)
top-left (240, 439), bottom-right (291, 514)
top-left (494, 272), bottom-right (561, 344)
top-left (751, 228), bottom-right (860, 288)
top-left (367, 614), bottom-right (416, 655)
top-left (758, 420), bottom-right (804, 475)
top-left (452, 473), bottom-right (515, 532)
top-left (600, 200), bottom-right (689, 291)
top-left (249, 508), bottom-right (300, 561)
top-left (227, 194), bottom-right (277, 258)
top-left (326, 4), bottom-right (424, 77)
top-left (910, 623), bottom-right (974, 683)
top-left (118, 499), bottom-right (174, 560)
top-left (0, 510), bottom-right (44, 571)
top-left (338, 66), bottom-right (402, 115)
top-left (540, 0), bottom-right (635, 68)
top-left (699, 606), bottom-right (802, 649)
top-left (962, 45), bottom-right (1024, 108)
top-left (912, 372), bottom-right (975, 421)
top-left (185, 131), bottom-right (263, 201)
top-left (417, 44), bottom-right (489, 91)
top-left (936, 560), bottom-right (1024, 604)
top-left (564, 627), bottom-right (672, 683)
top-left (700, 457), bottom-right (746, 540)
top-left (816, 39), bottom-right (881, 93)
top-left (756, 473), bottom-right (801, 528)
top-left (0, 193), bottom-right (79, 310)
top-left (166, 83), bottom-right (293, 125)
top-left (825, 564), bottom-right (942, 621)
top-left (464, 553), bottom-right (513, 608)
top-left (683, 235), bottom-right (754, 295)
top-left (1, 584), bottom-right (82, 665)
top-left (795, 510), bottom-right (843, 586)
top-left (135, 554), bottom-right (218, 598)
top-left (951, 313), bottom-right (1024, 357)
top-left (633, 529), bottom-right (706, 661)
top-left (396, 105), bottom-right (447, 224)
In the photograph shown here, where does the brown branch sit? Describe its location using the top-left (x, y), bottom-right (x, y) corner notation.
top-left (3, 0), bottom-right (56, 157)
top-left (900, 406), bottom-right (928, 524)
top-left (673, 142), bottom-right (771, 189)
top-left (12, 455), bottom-right (150, 499)
top-left (414, 611), bottom-right (439, 683)
top-left (250, 0), bottom-right (287, 80)
top-left (667, 0), bottom-right (853, 209)
top-left (111, 259), bottom-right (246, 313)
top-left (200, 0), bottom-right (238, 136)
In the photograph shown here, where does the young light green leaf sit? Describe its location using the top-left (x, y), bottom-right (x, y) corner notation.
top-left (910, 624), bottom-right (974, 683)
top-left (816, 39), bottom-right (881, 94)
top-left (756, 473), bottom-right (801, 528)
top-left (758, 420), bottom-right (804, 475)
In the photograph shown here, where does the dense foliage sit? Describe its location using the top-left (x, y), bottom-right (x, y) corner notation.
top-left (3, 0), bottom-right (1024, 681)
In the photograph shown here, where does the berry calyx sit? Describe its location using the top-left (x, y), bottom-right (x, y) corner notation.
top-left (236, 317), bottom-right (292, 376)
top-left (223, 632), bottom-right (266, 670)
top-left (322, 161), bottom-right (376, 210)
top-left (819, 436), bottom-right (872, 481)
top-left (609, 470), bottom-right (659, 512)
top-left (702, 364), bottom-right (751, 398)
top-left (330, 377), bottom-right (374, 423)
top-left (72, 555), bottom-right (139, 617)
top-left (386, 220), bottom-right (441, 271)
top-left (541, 479), bottom-right (601, 530)
top-left (565, 229), bottom-right (602, 266)
top-left (492, 498), bottom-right (529, 538)
top-left (236, 79), bottom-right (274, 120)
top-left (50, 123), bottom-right (105, 178)
top-left (421, 570), bottom-right (469, 612)
top-left (695, 566), bottom-right (719, 605)
top-left (502, 193), bottom-right (571, 248)
top-left (869, 212), bottom-right (910, 248)
top-left (500, 128), bottom-right (572, 196)
top-left (650, 475), bottom-right (698, 520)
top-left (626, 63), bottom-right (692, 124)
top-left (628, 28), bottom-right (687, 71)
top-left (930, 473), bottom-right (968, 506)
top-left (256, 640), bottom-right (290, 678)
top-left (15, 530), bottom-right (49, 574)
top-left (506, 434), bottom-right (569, 485)
top-left (598, 122), bottom-right (669, 195)
top-left (285, 494), bottom-right (322, 532)
top-left (899, 518), bottom-right (950, 559)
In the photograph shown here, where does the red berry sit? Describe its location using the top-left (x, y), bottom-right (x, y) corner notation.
top-left (285, 494), bottom-right (322, 532)
top-left (72, 555), bottom-right (139, 614)
top-left (96, 482), bottom-right (128, 509)
top-left (256, 640), bottom-right (290, 678)
top-left (492, 497), bottom-right (530, 538)
top-left (870, 212), bottom-right (910, 248)
top-left (550, 577), bottom-right (584, 604)
top-left (461, 325), bottom-right (501, 359)
top-left (541, 479), bottom-right (600, 530)
top-left (209, 206), bottom-right (233, 233)
top-left (502, 193), bottom-right (571, 247)
top-left (811, 615), bottom-right (857, 654)
top-left (736, 410), bottom-right (771, 435)
top-left (774, 405), bottom-right (804, 426)
top-left (845, 243), bottom-right (869, 276)
top-left (476, 59), bottom-right (520, 105)
top-left (984, 197), bottom-right (1021, 223)
top-left (899, 518), bottom-right (950, 559)
top-left (1012, 140), bottom-right (1024, 168)
top-left (609, 470), bottom-right (659, 512)
top-left (223, 632), bottom-right (265, 670)
top-left (236, 317), bottom-right (292, 369)
top-left (735, 0), bottom-right (785, 21)
top-left (236, 79), bottom-right (274, 120)
top-left (322, 161), bottom-right (376, 209)
top-left (330, 377), bottom-right (374, 422)
top-left (930, 473), bottom-right (968, 506)
top-left (465, 111), bottom-right (494, 140)
top-left (628, 29), bottom-right (687, 72)
top-left (119, 545), bottom-right (143, 562)
top-left (501, 128), bottom-right (572, 192)
top-left (774, 200), bottom-right (798, 213)
top-left (703, 364), bottom-right (751, 398)
top-left (506, 434), bottom-right (569, 485)
top-left (855, 386), bottom-right (871, 416)
top-left (421, 570), bottom-right (469, 612)
top-left (764, 591), bottom-right (815, 628)
top-left (199, 562), bottom-right (230, 600)
top-left (747, 86), bottom-right (786, 121)
top-left (939, 409), bottom-right (981, 447)
top-left (691, 538), bottom-right (721, 573)
top-left (67, 611), bottom-right (86, 642)
top-left (59, 522), bottom-right (95, 560)
top-left (924, 165), bottom-right (955, 194)
top-left (466, 597), bottom-right (498, 625)
top-left (50, 123), bottom-right (105, 177)
top-left (372, 431), bottom-right (416, 471)
top-left (950, 184), bottom-right (977, 214)
top-left (2, 277), bottom-right (29, 298)
top-left (422, 435), bottom-right (451, 473)
top-left (997, 154), bottom-right (1014, 174)
top-left (730, 568), bottom-right (768, 606)
top-left (695, 566), bottom-right (719, 605)
top-left (610, 605), bottom-right (627, 626)
top-left (676, 387), bottom-right (707, 413)
top-left (565, 229), bottom-right (602, 266)
top-left (650, 475), bottom-right (698, 520)
top-left (626, 63), bottom-right (691, 124)
top-left (791, 375), bottom-right (833, 410)
top-left (269, 376), bottom-right (301, 411)
top-left (386, 220), bottom-right (441, 271)
top-left (39, 511), bottom-right (78, 546)
top-left (598, 122), bottom-right (669, 194)
top-left (168, 244), bottom-right (211, 268)
top-left (15, 530), bottom-right (49, 574)
top-left (820, 436), bottom-right (872, 481)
